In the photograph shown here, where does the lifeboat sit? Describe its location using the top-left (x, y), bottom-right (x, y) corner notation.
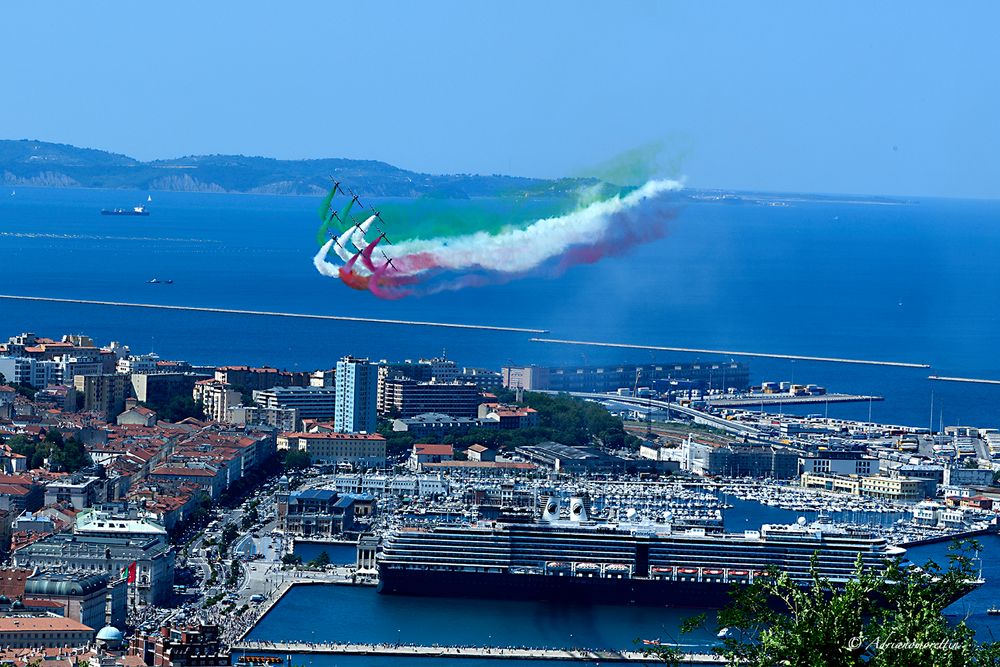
top-left (678, 567), bottom-right (699, 575)
top-left (730, 570), bottom-right (750, 577)
top-left (650, 566), bottom-right (673, 576)
top-left (753, 570), bottom-right (773, 577)
top-left (704, 569), bottom-right (724, 576)
top-left (576, 562), bottom-right (601, 573)
top-left (547, 561), bottom-right (569, 570)
top-left (606, 563), bottom-right (630, 572)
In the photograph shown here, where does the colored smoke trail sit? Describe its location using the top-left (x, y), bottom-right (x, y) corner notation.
top-left (314, 178), bottom-right (682, 298)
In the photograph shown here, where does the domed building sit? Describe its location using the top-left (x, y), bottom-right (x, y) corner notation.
top-left (96, 625), bottom-right (125, 650)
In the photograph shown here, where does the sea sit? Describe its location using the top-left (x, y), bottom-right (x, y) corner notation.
top-left (1, 186), bottom-right (999, 429)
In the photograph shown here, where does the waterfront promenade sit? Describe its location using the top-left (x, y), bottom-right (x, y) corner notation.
top-left (232, 640), bottom-right (725, 663)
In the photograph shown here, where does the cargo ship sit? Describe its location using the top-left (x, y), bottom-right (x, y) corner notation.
top-left (378, 496), bottom-right (980, 607)
top-left (101, 205), bottom-right (149, 216)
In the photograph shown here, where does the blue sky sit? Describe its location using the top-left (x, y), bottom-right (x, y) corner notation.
top-left (1, 1), bottom-right (997, 198)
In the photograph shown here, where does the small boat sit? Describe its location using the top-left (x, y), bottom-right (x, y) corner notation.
top-left (988, 608), bottom-right (1000, 616)
top-left (147, 278), bottom-right (174, 284)
top-left (102, 204), bottom-right (149, 216)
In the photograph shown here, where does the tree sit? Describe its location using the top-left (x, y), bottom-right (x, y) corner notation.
top-left (309, 551), bottom-right (331, 568)
top-left (281, 553), bottom-right (302, 566)
top-left (650, 540), bottom-right (999, 666)
top-left (282, 449), bottom-right (311, 470)
top-left (155, 395), bottom-right (204, 423)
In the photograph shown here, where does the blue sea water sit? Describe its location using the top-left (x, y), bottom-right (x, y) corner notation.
top-left (292, 541), bottom-right (357, 565)
top-left (1, 186), bottom-right (999, 428)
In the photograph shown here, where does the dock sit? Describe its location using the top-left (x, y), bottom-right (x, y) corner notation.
top-left (703, 393), bottom-right (883, 408)
top-left (231, 641), bottom-right (724, 663)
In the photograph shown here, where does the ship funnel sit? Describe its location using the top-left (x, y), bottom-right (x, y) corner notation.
top-left (542, 496), bottom-right (561, 522)
top-left (569, 496), bottom-right (588, 522)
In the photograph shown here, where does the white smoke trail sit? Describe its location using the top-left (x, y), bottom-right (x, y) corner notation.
top-left (313, 239), bottom-right (340, 277)
top-left (391, 178), bottom-right (681, 274)
top-left (352, 215), bottom-right (376, 252)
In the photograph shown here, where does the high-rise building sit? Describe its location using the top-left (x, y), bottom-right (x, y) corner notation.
top-left (335, 356), bottom-right (377, 433)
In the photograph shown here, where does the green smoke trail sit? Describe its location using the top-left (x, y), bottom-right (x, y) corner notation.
top-left (316, 184), bottom-right (340, 246)
top-left (336, 198), bottom-right (357, 232)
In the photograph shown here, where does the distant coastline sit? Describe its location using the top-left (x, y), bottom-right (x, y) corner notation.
top-left (0, 139), bottom-right (596, 199)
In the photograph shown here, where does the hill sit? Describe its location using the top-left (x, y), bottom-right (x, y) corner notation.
top-left (0, 140), bottom-right (594, 198)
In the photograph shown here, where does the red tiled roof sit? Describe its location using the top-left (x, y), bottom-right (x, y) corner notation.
top-left (414, 444), bottom-right (453, 456)
top-left (151, 466), bottom-right (217, 478)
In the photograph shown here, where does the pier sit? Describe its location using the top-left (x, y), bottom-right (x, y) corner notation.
top-left (929, 375), bottom-right (1000, 386)
top-left (530, 337), bottom-right (930, 368)
top-left (232, 641), bottom-right (724, 663)
top-left (0, 294), bottom-right (548, 334)
top-left (702, 393), bottom-right (883, 408)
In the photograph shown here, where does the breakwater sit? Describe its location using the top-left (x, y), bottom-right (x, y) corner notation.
top-left (530, 337), bottom-right (931, 368)
top-left (0, 294), bottom-right (548, 333)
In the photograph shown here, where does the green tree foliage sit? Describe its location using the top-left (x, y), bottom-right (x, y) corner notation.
top-left (8, 430), bottom-right (91, 472)
top-left (282, 449), bottom-right (312, 470)
top-left (281, 553), bottom-right (302, 566)
top-left (651, 540), bottom-right (1000, 667)
top-left (149, 396), bottom-right (204, 423)
top-left (309, 551), bottom-right (331, 568)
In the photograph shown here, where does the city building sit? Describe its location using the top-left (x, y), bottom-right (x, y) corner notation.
top-left (381, 379), bottom-right (482, 419)
top-left (516, 441), bottom-right (662, 475)
top-left (478, 402), bottom-right (540, 429)
top-left (278, 432), bottom-right (387, 468)
top-left (23, 572), bottom-right (125, 631)
top-left (502, 362), bottom-right (750, 393)
top-left (408, 443), bottom-right (454, 470)
top-left (131, 372), bottom-right (210, 407)
top-left (131, 622), bottom-right (230, 667)
top-left (335, 356), bottom-right (378, 433)
top-left (0, 616), bottom-right (95, 648)
top-left (391, 412), bottom-right (497, 438)
top-left (13, 533), bottom-right (175, 605)
top-left (799, 450), bottom-right (880, 476)
top-left (465, 444), bottom-right (496, 462)
top-left (0, 356), bottom-right (61, 388)
top-left (253, 386), bottom-right (336, 421)
top-left (44, 475), bottom-right (111, 510)
top-left (214, 365), bottom-right (301, 392)
top-left (277, 489), bottom-right (359, 536)
top-left (193, 379), bottom-right (242, 423)
top-left (944, 465), bottom-right (995, 488)
top-left (117, 400), bottom-right (158, 427)
top-left (800, 472), bottom-right (927, 502)
top-left (227, 404), bottom-right (299, 432)
top-left (73, 373), bottom-right (131, 420)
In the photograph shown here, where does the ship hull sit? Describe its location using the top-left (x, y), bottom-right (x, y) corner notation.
top-left (377, 567), bottom-right (981, 610)
top-left (377, 566), bottom-right (740, 608)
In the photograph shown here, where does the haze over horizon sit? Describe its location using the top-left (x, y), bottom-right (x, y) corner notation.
top-left (2, 1), bottom-right (998, 199)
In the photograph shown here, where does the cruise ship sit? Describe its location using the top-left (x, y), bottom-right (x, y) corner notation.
top-left (378, 496), bottom-right (977, 607)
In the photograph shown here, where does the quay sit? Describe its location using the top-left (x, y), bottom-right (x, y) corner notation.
top-left (232, 641), bottom-right (725, 663)
top-left (0, 294), bottom-right (548, 334)
top-left (702, 393), bottom-right (884, 408)
top-left (530, 337), bottom-right (930, 368)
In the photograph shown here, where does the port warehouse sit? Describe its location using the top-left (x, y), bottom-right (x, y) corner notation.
top-left (502, 362), bottom-right (750, 393)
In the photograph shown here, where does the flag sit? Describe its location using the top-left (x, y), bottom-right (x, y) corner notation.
top-left (119, 561), bottom-right (137, 583)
